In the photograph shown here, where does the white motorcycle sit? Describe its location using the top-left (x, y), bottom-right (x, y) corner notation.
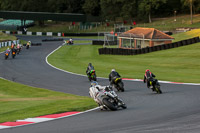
top-left (89, 82), bottom-right (127, 111)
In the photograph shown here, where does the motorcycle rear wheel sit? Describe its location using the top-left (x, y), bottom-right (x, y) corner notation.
top-left (5, 55), bottom-right (8, 60)
top-left (118, 82), bottom-right (124, 92)
top-left (102, 98), bottom-right (117, 111)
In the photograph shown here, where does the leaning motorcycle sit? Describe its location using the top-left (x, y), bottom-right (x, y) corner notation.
top-left (87, 70), bottom-right (97, 81)
top-left (67, 40), bottom-right (73, 45)
top-left (89, 86), bottom-right (127, 111)
top-left (149, 78), bottom-right (162, 94)
top-left (113, 77), bottom-right (124, 92)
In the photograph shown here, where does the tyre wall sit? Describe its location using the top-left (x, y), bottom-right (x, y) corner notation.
top-left (98, 37), bottom-right (200, 55)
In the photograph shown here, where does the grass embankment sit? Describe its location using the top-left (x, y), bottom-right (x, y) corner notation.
top-left (48, 29), bottom-right (200, 83)
top-left (0, 78), bottom-right (96, 123)
top-left (173, 29), bottom-right (200, 42)
top-left (0, 32), bottom-right (17, 41)
top-left (0, 32), bottom-right (17, 52)
top-left (135, 14), bottom-right (200, 31)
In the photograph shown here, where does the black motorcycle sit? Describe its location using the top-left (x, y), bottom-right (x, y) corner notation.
top-left (112, 77), bottom-right (124, 92)
top-left (26, 44), bottom-right (29, 49)
top-left (16, 46), bottom-right (22, 54)
top-left (148, 78), bottom-right (162, 94)
top-left (11, 49), bottom-right (16, 59)
top-left (5, 52), bottom-right (9, 60)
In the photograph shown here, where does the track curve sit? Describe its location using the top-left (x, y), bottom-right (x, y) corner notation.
top-left (0, 35), bottom-right (200, 133)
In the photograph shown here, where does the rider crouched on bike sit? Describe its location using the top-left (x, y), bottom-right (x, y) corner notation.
top-left (143, 69), bottom-right (156, 90)
top-left (90, 81), bottom-right (123, 109)
top-left (5, 48), bottom-right (10, 54)
top-left (90, 81), bottom-right (111, 102)
top-left (86, 63), bottom-right (95, 77)
top-left (109, 69), bottom-right (121, 87)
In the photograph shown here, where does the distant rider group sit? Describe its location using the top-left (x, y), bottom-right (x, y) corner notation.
top-left (4, 41), bottom-right (31, 60)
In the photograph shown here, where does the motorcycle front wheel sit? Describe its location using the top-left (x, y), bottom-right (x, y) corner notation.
top-left (102, 98), bottom-right (117, 111)
top-left (155, 85), bottom-right (162, 94)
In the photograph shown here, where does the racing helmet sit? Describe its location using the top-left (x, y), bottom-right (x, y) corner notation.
top-left (91, 81), bottom-right (98, 87)
top-left (7, 48), bottom-right (10, 50)
top-left (145, 69), bottom-right (150, 73)
top-left (111, 69), bottom-right (115, 72)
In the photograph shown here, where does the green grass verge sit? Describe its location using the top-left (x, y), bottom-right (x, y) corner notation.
top-left (0, 32), bottom-right (17, 41)
top-left (0, 78), bottom-right (97, 123)
top-left (48, 30), bottom-right (200, 83)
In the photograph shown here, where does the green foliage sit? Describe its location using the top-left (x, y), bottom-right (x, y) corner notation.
top-left (138, 0), bottom-right (167, 22)
top-left (0, 0), bottom-right (199, 23)
top-left (83, 0), bottom-right (101, 16)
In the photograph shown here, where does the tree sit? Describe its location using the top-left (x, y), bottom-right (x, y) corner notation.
top-left (83, 0), bottom-right (101, 16)
top-left (138, 0), bottom-right (166, 23)
top-left (181, 0), bottom-right (195, 24)
top-left (100, 0), bottom-right (123, 21)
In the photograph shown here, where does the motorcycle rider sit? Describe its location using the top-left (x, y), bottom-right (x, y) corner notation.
top-left (5, 48), bottom-right (10, 54)
top-left (143, 69), bottom-right (156, 90)
top-left (86, 63), bottom-right (95, 77)
top-left (11, 43), bottom-right (15, 49)
top-left (69, 38), bottom-right (73, 44)
top-left (109, 69), bottom-right (121, 87)
top-left (90, 81), bottom-right (122, 109)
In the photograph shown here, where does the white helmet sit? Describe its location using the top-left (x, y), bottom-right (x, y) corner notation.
top-left (111, 69), bottom-right (115, 72)
top-left (7, 48), bottom-right (10, 50)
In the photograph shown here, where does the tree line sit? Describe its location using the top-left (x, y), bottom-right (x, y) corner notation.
top-left (0, 0), bottom-right (199, 23)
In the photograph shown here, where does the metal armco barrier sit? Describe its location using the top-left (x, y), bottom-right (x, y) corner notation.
top-left (98, 37), bottom-right (200, 55)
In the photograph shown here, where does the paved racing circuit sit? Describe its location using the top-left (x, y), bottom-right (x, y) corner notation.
top-left (0, 36), bottom-right (200, 133)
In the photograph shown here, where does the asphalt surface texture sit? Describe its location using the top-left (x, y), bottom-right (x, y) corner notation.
top-left (0, 35), bottom-right (200, 133)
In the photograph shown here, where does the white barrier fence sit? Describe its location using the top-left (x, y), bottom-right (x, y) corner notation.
top-left (47, 32), bottom-right (53, 36)
top-left (36, 32), bottom-right (42, 36)
top-left (0, 40), bottom-right (20, 49)
top-left (4, 30), bottom-right (64, 37)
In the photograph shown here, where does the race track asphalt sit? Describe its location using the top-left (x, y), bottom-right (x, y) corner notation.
top-left (0, 35), bottom-right (200, 133)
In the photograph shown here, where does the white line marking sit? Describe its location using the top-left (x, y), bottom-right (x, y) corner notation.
top-left (0, 126), bottom-right (12, 129)
top-left (17, 118), bottom-right (54, 123)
